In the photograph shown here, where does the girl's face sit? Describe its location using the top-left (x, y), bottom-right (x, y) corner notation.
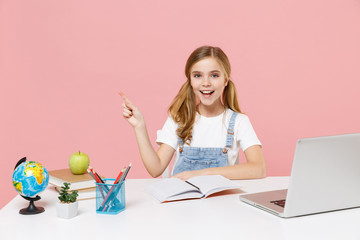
top-left (190, 57), bottom-right (228, 109)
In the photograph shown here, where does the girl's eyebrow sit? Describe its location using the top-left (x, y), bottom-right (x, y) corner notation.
top-left (191, 70), bottom-right (221, 74)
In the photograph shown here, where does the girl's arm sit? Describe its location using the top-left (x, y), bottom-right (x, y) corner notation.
top-left (173, 145), bottom-right (266, 180)
top-left (119, 92), bottom-right (175, 177)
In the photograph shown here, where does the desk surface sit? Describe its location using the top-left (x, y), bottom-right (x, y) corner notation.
top-left (1, 177), bottom-right (360, 240)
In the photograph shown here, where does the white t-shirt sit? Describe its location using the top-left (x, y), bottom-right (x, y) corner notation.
top-left (156, 109), bottom-right (262, 171)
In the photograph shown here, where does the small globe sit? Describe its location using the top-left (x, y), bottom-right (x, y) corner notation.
top-left (12, 161), bottom-right (49, 198)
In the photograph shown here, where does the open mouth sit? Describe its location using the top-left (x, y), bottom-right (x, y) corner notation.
top-left (200, 90), bottom-right (214, 96)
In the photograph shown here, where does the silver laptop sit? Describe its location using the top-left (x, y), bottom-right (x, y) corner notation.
top-left (239, 133), bottom-right (360, 218)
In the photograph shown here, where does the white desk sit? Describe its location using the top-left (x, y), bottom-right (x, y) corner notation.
top-left (1, 177), bottom-right (360, 240)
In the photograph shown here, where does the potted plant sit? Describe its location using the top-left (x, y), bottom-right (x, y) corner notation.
top-left (56, 182), bottom-right (79, 219)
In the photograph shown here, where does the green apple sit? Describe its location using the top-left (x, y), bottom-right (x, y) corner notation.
top-left (69, 151), bottom-right (90, 175)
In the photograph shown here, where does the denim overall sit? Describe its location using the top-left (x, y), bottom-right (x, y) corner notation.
top-left (172, 112), bottom-right (238, 175)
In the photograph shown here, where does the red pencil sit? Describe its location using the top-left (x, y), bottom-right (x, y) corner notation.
top-left (114, 167), bottom-right (126, 184)
top-left (88, 166), bottom-right (100, 182)
top-left (86, 169), bottom-right (97, 182)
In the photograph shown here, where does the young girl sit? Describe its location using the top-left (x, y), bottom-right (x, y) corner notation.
top-left (120, 46), bottom-right (265, 180)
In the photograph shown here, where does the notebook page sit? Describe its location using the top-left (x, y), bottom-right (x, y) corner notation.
top-left (187, 175), bottom-right (241, 197)
top-left (145, 178), bottom-right (200, 202)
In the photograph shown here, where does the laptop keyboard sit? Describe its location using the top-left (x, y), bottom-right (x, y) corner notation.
top-left (270, 199), bottom-right (286, 208)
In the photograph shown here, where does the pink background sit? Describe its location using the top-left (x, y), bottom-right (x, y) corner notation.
top-left (1, 0), bottom-right (359, 209)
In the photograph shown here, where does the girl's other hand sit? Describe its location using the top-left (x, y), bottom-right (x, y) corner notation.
top-left (119, 91), bottom-right (145, 129)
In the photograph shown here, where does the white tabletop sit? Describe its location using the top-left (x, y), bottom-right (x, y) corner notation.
top-left (1, 177), bottom-right (360, 240)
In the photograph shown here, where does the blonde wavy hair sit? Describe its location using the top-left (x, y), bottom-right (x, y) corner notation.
top-left (169, 46), bottom-right (242, 144)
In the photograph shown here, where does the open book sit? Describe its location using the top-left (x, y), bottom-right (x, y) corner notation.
top-left (145, 175), bottom-right (241, 203)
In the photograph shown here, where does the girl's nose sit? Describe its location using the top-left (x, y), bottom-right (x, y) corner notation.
top-left (202, 77), bottom-right (211, 86)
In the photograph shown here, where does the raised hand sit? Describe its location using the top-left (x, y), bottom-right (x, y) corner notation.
top-left (119, 91), bottom-right (145, 129)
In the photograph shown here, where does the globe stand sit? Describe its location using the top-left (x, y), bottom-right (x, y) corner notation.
top-left (19, 195), bottom-right (44, 215)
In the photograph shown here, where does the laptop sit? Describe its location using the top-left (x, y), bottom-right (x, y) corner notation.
top-left (239, 133), bottom-right (360, 218)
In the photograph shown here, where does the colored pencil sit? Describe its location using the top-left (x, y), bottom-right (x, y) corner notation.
top-left (88, 166), bottom-right (102, 183)
top-left (101, 164), bottom-right (131, 211)
top-left (87, 169), bottom-right (106, 199)
top-left (100, 167), bottom-right (126, 210)
top-left (114, 167), bottom-right (126, 184)
top-left (119, 163), bottom-right (132, 183)
top-left (87, 169), bottom-right (97, 182)
top-left (88, 167), bottom-right (100, 183)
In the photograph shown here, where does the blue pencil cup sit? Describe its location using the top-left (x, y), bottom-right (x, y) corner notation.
top-left (96, 178), bottom-right (125, 215)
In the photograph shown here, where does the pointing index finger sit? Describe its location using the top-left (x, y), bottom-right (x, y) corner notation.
top-left (118, 91), bottom-right (125, 97)
top-left (118, 91), bottom-right (135, 108)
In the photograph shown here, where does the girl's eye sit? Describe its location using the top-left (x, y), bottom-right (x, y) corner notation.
top-left (193, 74), bottom-right (201, 78)
top-left (212, 74), bottom-right (219, 78)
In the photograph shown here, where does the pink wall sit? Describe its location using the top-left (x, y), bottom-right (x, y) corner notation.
top-left (1, 0), bottom-right (359, 209)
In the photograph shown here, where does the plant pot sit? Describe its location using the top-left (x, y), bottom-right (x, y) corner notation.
top-left (56, 201), bottom-right (78, 219)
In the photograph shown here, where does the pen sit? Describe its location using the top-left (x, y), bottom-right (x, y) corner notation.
top-left (185, 181), bottom-right (200, 190)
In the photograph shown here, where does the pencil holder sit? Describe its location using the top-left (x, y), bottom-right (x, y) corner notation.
top-left (96, 178), bottom-right (125, 215)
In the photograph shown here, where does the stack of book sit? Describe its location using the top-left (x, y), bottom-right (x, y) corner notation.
top-left (48, 168), bottom-right (98, 200)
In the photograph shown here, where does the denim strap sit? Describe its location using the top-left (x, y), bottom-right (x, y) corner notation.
top-left (225, 111), bottom-right (238, 149)
top-left (178, 111), bottom-right (238, 153)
